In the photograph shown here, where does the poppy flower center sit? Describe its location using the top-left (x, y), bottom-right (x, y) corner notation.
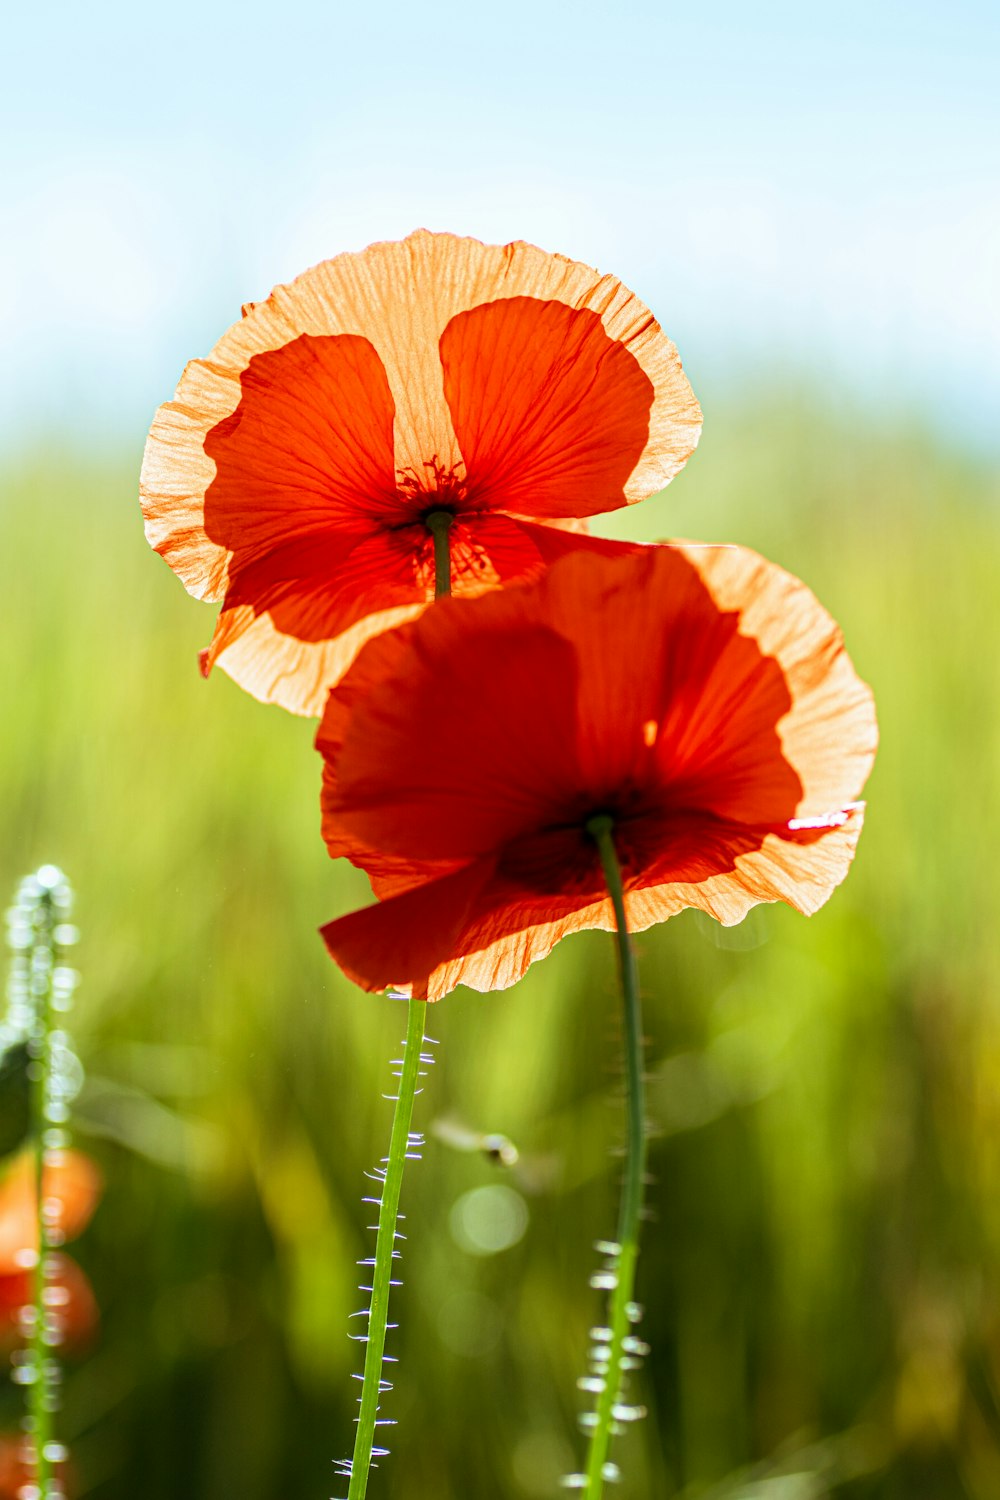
top-left (396, 457), bottom-right (468, 521)
top-left (584, 811), bottom-right (615, 840)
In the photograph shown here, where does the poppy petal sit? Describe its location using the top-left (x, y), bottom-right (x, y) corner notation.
top-left (317, 616), bottom-right (462, 891)
top-left (322, 806), bottom-right (868, 1003)
top-left (678, 544), bottom-right (879, 817)
top-left (317, 544), bottom-right (876, 998)
top-left (629, 807), bottom-right (866, 928)
top-left (142, 233), bottom-right (699, 610)
top-left (321, 855), bottom-right (614, 1001)
top-left (205, 516), bottom-right (645, 715)
top-left (480, 544), bottom-right (875, 828)
top-left (143, 329), bottom-right (399, 603)
top-left (202, 332), bottom-right (401, 568)
top-left (201, 598), bottom-right (425, 718)
top-left (443, 811), bottom-right (867, 997)
top-left (323, 606), bottom-right (583, 863)
top-left (320, 859), bottom-right (500, 998)
top-left (440, 297), bottom-right (656, 519)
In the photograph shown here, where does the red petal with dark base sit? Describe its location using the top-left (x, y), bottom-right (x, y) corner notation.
top-left (317, 546), bottom-right (878, 999)
top-left (203, 332), bottom-right (400, 568)
top-left (441, 297), bottom-right (655, 520)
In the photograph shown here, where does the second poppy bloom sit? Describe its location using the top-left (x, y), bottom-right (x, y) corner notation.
top-left (317, 545), bottom-right (878, 1000)
top-left (141, 231), bottom-right (701, 714)
top-left (0, 1147), bottom-right (102, 1355)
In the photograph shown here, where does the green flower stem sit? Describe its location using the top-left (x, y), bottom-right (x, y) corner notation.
top-left (583, 814), bottom-right (647, 1498)
top-left (425, 509), bottom-right (453, 598)
top-left (347, 996), bottom-right (426, 1500)
top-left (27, 882), bottom-right (59, 1496)
top-left (345, 527), bottom-right (451, 1498)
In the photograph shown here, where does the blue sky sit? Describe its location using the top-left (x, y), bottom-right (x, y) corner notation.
top-left (3, 0), bottom-right (997, 449)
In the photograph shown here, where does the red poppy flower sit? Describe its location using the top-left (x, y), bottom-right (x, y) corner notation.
top-left (0, 1435), bottom-right (34, 1499)
top-left (0, 1253), bottom-right (99, 1354)
top-left (0, 1149), bottom-right (101, 1272)
top-left (317, 545), bottom-right (877, 1001)
top-left (141, 230), bottom-right (702, 714)
top-left (0, 1433), bottom-right (72, 1498)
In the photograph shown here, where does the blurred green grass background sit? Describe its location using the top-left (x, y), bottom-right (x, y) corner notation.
top-left (2, 389), bottom-right (998, 1499)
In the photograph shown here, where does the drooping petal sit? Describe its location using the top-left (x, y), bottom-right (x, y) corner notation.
top-left (320, 859), bottom-right (502, 997)
top-left (199, 525), bottom-right (435, 714)
top-left (201, 596), bottom-right (424, 718)
top-left (321, 808), bottom-right (869, 1003)
top-left (204, 514), bottom-right (647, 715)
top-left (321, 855), bottom-right (614, 1001)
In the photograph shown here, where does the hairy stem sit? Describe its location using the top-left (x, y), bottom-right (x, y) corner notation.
top-left (6, 867), bottom-right (77, 1498)
top-left (347, 997), bottom-right (426, 1500)
top-left (345, 529), bottom-right (451, 1498)
top-left (582, 814), bottom-right (647, 1497)
top-left (28, 886), bottom-right (56, 1496)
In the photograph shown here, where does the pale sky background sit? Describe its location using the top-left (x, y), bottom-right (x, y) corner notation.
top-left (2, 0), bottom-right (997, 451)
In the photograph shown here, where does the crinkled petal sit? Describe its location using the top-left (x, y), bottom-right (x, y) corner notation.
top-left (320, 859), bottom-right (501, 997)
top-left (676, 544), bottom-right (879, 818)
top-left (628, 804), bottom-right (867, 926)
top-left (205, 598), bottom-right (423, 718)
top-left (321, 854), bottom-right (612, 1001)
top-left (141, 230), bottom-right (700, 604)
top-left (322, 808), bottom-right (867, 1002)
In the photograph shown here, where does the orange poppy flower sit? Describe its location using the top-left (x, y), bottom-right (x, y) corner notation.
top-left (0, 1148), bottom-right (101, 1272)
top-left (317, 545), bottom-right (877, 1001)
top-left (0, 1253), bottom-right (99, 1353)
top-left (141, 230), bottom-right (702, 715)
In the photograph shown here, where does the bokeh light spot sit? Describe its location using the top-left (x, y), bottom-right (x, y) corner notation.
top-left (449, 1184), bottom-right (529, 1256)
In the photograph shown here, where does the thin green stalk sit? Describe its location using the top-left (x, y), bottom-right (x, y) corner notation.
top-left (581, 814), bottom-right (648, 1498)
top-left (29, 886), bottom-right (56, 1496)
top-left (425, 509), bottom-right (453, 597)
top-left (344, 526), bottom-right (452, 1498)
top-left (346, 997), bottom-right (426, 1500)
top-left (6, 866), bottom-right (78, 1500)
